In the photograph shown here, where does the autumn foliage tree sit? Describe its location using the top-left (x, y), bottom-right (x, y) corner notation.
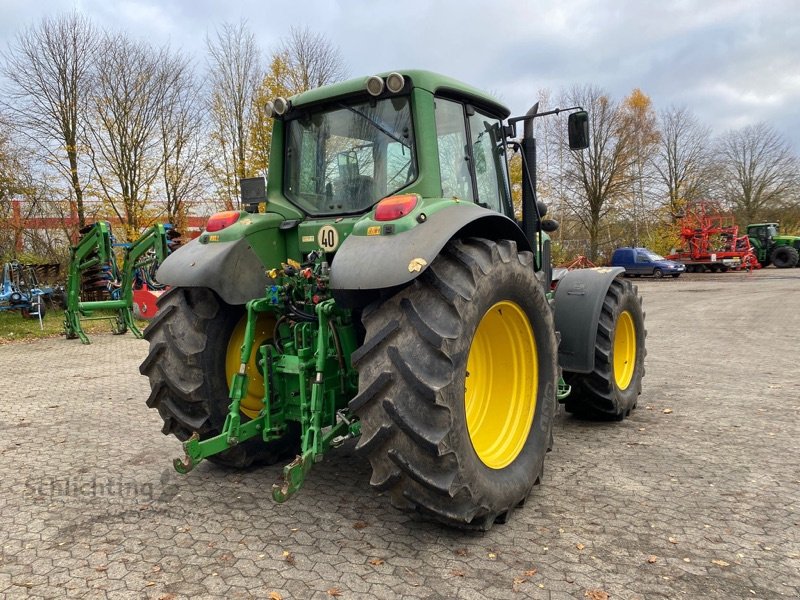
top-left (619, 89), bottom-right (660, 244)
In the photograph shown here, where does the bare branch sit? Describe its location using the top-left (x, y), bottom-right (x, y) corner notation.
top-left (2, 11), bottom-right (99, 228)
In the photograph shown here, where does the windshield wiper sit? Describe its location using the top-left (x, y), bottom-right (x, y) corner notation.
top-left (338, 103), bottom-right (410, 149)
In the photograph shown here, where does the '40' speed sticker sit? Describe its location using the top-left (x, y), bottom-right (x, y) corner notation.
top-left (317, 225), bottom-right (339, 251)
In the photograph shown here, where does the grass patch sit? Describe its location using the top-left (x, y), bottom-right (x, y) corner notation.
top-left (0, 305), bottom-right (149, 345)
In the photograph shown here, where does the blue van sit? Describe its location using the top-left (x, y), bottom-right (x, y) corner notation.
top-left (611, 247), bottom-right (685, 278)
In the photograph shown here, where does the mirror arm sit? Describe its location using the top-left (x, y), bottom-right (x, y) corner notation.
top-left (508, 105), bottom-right (585, 136)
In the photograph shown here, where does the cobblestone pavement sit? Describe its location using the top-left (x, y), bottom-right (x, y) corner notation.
top-left (1, 269), bottom-right (798, 599)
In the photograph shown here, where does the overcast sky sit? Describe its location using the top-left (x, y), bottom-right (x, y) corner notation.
top-left (2, 0), bottom-right (799, 148)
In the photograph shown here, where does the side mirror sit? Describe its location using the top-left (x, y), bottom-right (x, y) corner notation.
top-left (541, 219), bottom-right (559, 233)
top-left (536, 201), bottom-right (548, 217)
top-left (568, 111), bottom-right (590, 150)
top-left (240, 176), bottom-right (266, 213)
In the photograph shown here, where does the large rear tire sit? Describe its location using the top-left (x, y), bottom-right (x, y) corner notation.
top-left (771, 246), bottom-right (799, 268)
top-left (564, 278), bottom-right (646, 420)
top-left (350, 238), bottom-right (558, 530)
top-left (139, 287), bottom-right (299, 468)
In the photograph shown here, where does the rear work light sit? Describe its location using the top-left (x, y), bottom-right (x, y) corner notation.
top-left (374, 195), bottom-right (418, 221)
top-left (206, 211), bottom-right (241, 232)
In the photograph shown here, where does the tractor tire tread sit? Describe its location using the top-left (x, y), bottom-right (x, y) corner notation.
top-left (352, 238), bottom-right (558, 530)
top-left (139, 287), bottom-right (296, 468)
top-left (564, 278), bottom-right (647, 420)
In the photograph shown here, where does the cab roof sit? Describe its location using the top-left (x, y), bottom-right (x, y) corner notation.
top-left (289, 69), bottom-right (511, 119)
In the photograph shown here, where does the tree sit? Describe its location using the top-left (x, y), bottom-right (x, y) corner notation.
top-left (0, 115), bottom-right (23, 255)
top-left (1, 12), bottom-right (98, 228)
top-left (655, 106), bottom-right (712, 219)
top-left (619, 89), bottom-right (660, 244)
top-left (206, 20), bottom-right (261, 210)
top-left (248, 54), bottom-right (293, 177)
top-left (247, 30), bottom-right (348, 178)
top-left (159, 54), bottom-right (205, 230)
top-left (275, 26), bottom-right (347, 95)
top-left (715, 122), bottom-right (799, 224)
top-left (559, 85), bottom-right (634, 260)
top-left (88, 34), bottom-right (173, 240)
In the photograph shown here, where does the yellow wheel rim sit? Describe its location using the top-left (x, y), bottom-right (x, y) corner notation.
top-left (465, 301), bottom-right (537, 470)
top-left (613, 310), bottom-right (636, 390)
top-left (225, 313), bottom-right (275, 420)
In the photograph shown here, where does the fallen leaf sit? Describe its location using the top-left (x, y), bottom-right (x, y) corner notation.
top-left (94, 566), bottom-right (108, 572)
top-left (488, 552), bottom-right (497, 560)
top-left (220, 554), bottom-right (233, 562)
top-left (646, 555), bottom-right (657, 564)
top-left (450, 569), bottom-right (465, 577)
top-left (683, 558), bottom-right (691, 563)
top-left (145, 582), bottom-right (156, 587)
top-left (712, 559), bottom-right (730, 567)
top-left (369, 558), bottom-right (384, 566)
top-left (524, 567), bottom-right (538, 577)
top-left (269, 592), bottom-right (283, 600)
top-left (158, 595), bottom-right (176, 600)
top-left (585, 590), bottom-right (609, 600)
top-left (327, 587), bottom-right (342, 597)
top-left (512, 576), bottom-right (527, 591)
top-left (353, 521), bottom-right (368, 530)
top-left (151, 565), bottom-right (162, 573)
top-left (282, 551), bottom-right (295, 566)
top-left (662, 408), bottom-right (673, 414)
top-left (669, 537), bottom-right (678, 544)
top-left (454, 547), bottom-right (468, 557)
top-left (576, 543), bottom-right (586, 551)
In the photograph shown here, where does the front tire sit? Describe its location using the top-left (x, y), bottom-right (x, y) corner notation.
top-left (139, 287), bottom-right (298, 468)
top-left (565, 278), bottom-right (646, 420)
top-left (350, 238), bottom-right (558, 530)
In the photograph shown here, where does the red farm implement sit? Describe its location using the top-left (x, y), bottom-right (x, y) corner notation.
top-left (666, 203), bottom-right (760, 272)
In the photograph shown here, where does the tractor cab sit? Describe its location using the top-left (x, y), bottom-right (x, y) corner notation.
top-left (265, 71), bottom-right (586, 262)
top-left (747, 223), bottom-right (779, 246)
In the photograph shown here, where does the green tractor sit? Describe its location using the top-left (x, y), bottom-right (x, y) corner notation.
top-left (747, 223), bottom-right (800, 268)
top-left (140, 70), bottom-right (646, 529)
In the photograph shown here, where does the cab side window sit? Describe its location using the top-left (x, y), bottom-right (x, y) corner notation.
top-left (468, 111), bottom-right (509, 214)
top-left (435, 98), bottom-right (474, 201)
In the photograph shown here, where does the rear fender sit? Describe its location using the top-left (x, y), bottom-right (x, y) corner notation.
top-left (329, 203), bottom-right (530, 307)
top-left (156, 237), bottom-right (271, 305)
top-left (554, 267), bottom-right (625, 374)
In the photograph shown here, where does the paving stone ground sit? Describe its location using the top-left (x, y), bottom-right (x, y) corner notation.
top-left (1, 269), bottom-right (798, 599)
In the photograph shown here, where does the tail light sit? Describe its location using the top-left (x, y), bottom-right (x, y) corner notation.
top-left (374, 195), bottom-right (418, 221)
top-left (206, 211), bottom-right (241, 232)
